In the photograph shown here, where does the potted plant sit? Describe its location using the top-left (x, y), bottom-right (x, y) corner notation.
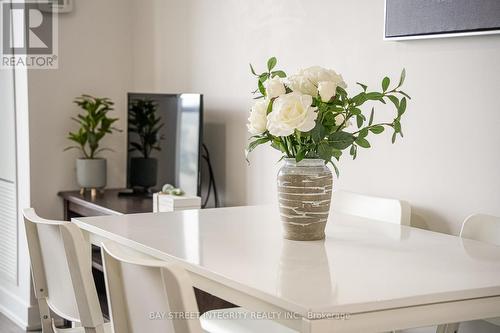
top-left (128, 99), bottom-right (164, 191)
top-left (65, 94), bottom-right (120, 193)
top-left (246, 57), bottom-right (410, 241)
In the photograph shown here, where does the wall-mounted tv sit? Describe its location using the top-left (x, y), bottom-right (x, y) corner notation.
top-left (127, 93), bottom-right (203, 196)
top-left (385, 0), bottom-right (500, 40)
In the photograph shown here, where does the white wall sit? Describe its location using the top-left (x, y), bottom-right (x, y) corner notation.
top-left (132, 0), bottom-right (500, 235)
top-left (0, 10), bottom-right (37, 329)
top-left (28, 0), bottom-right (133, 219)
top-left (131, 1), bottom-right (500, 331)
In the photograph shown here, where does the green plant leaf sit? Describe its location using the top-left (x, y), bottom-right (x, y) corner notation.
top-left (267, 57), bottom-right (277, 71)
top-left (382, 77), bottom-right (390, 92)
top-left (398, 97), bottom-right (407, 116)
top-left (394, 120), bottom-right (401, 133)
top-left (248, 137), bottom-right (270, 152)
top-left (355, 137), bottom-right (371, 148)
top-left (368, 107), bottom-right (374, 126)
top-left (309, 123), bottom-right (327, 143)
top-left (398, 68), bottom-right (406, 87)
top-left (387, 95), bottom-right (399, 109)
top-left (331, 161), bottom-right (340, 178)
top-left (350, 144), bottom-right (357, 159)
top-left (369, 125), bottom-right (385, 134)
top-left (358, 128), bottom-right (369, 138)
top-left (249, 63), bottom-right (257, 75)
top-left (356, 115), bottom-right (363, 128)
top-left (328, 131), bottom-right (355, 150)
top-left (258, 80), bottom-right (266, 96)
top-left (398, 91), bottom-right (411, 99)
top-left (295, 149), bottom-right (306, 163)
top-left (271, 70), bottom-right (286, 78)
top-left (365, 92), bottom-right (384, 100)
top-left (356, 82), bottom-right (368, 92)
top-left (392, 131), bottom-right (397, 143)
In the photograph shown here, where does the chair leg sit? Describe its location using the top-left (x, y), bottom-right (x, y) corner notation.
top-left (436, 323), bottom-right (460, 333)
top-left (37, 297), bottom-right (54, 333)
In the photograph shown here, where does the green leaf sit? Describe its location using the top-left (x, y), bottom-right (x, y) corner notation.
top-left (369, 125), bottom-right (385, 134)
top-left (356, 82), bottom-right (368, 92)
top-left (365, 92), bottom-right (384, 100)
top-left (248, 137), bottom-right (270, 152)
top-left (267, 57), bottom-right (277, 71)
top-left (355, 137), bottom-right (371, 148)
top-left (394, 120), bottom-right (401, 133)
top-left (387, 95), bottom-right (399, 109)
top-left (398, 91), bottom-right (411, 100)
top-left (350, 107), bottom-right (362, 116)
top-left (266, 99), bottom-right (273, 115)
top-left (318, 142), bottom-right (333, 162)
top-left (368, 107), bottom-right (374, 126)
top-left (351, 92), bottom-right (367, 106)
top-left (258, 72), bottom-right (269, 82)
top-left (358, 128), bottom-right (369, 138)
top-left (309, 123), bottom-right (327, 143)
top-left (382, 77), bottom-right (390, 92)
top-left (398, 97), bottom-right (407, 116)
top-left (356, 115), bottom-right (363, 128)
top-left (392, 131), bottom-right (397, 144)
top-left (295, 149), bottom-right (306, 163)
top-left (350, 144), bottom-right (357, 159)
top-left (328, 131), bottom-right (355, 150)
top-left (271, 70), bottom-right (286, 78)
top-left (249, 63), bottom-right (257, 75)
top-left (398, 68), bottom-right (406, 87)
top-left (258, 80), bottom-right (266, 96)
top-left (331, 161), bottom-right (340, 178)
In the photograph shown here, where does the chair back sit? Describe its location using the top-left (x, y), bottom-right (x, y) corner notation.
top-left (23, 208), bottom-right (104, 329)
top-left (331, 190), bottom-right (411, 225)
top-left (460, 214), bottom-right (500, 246)
top-left (460, 213), bottom-right (500, 326)
top-left (101, 241), bottom-right (203, 333)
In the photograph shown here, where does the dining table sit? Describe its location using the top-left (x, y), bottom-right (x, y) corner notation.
top-left (72, 205), bottom-right (500, 333)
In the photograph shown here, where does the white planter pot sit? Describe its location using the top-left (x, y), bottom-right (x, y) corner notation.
top-left (76, 158), bottom-right (107, 189)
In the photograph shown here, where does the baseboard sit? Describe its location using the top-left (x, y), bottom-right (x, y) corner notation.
top-left (0, 285), bottom-right (39, 330)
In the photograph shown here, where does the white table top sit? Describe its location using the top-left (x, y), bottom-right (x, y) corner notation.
top-left (73, 205), bottom-right (500, 316)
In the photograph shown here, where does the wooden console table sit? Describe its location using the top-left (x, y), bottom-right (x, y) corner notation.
top-left (58, 189), bottom-right (153, 220)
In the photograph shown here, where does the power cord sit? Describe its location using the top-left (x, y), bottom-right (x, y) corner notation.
top-left (201, 143), bottom-right (219, 208)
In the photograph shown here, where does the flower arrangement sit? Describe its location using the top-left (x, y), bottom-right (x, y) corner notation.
top-left (246, 57), bottom-right (410, 175)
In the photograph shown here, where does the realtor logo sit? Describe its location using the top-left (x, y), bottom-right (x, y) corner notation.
top-left (1, 0), bottom-right (58, 68)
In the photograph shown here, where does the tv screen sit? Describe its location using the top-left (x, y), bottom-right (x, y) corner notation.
top-left (127, 93), bottom-right (203, 196)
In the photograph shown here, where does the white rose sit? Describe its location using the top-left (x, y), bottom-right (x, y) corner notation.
top-left (286, 74), bottom-right (318, 96)
top-left (287, 66), bottom-right (346, 98)
top-left (247, 99), bottom-right (269, 135)
top-left (318, 81), bottom-right (337, 102)
top-left (302, 66), bottom-right (347, 89)
top-left (265, 76), bottom-right (286, 98)
top-left (267, 92), bottom-right (318, 136)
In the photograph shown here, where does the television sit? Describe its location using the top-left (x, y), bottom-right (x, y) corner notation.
top-left (126, 93), bottom-right (203, 196)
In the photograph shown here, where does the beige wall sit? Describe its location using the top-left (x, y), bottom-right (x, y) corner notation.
top-left (28, 0), bottom-right (133, 219)
top-left (132, 0), bottom-right (500, 237)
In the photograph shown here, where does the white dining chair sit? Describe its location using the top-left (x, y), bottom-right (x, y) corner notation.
top-left (331, 190), bottom-right (412, 226)
top-left (436, 213), bottom-right (500, 333)
top-left (100, 241), bottom-right (297, 333)
top-left (23, 208), bottom-right (111, 333)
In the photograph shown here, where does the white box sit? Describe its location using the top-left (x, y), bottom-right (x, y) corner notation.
top-left (153, 193), bottom-right (202, 212)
